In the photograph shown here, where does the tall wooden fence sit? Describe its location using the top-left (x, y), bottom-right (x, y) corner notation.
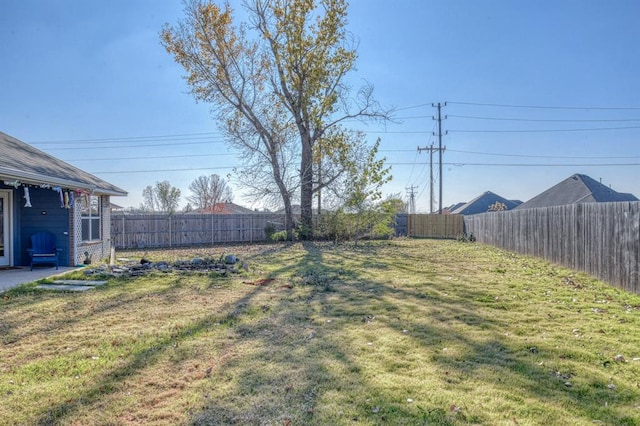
top-left (463, 202), bottom-right (640, 294)
top-left (111, 213), bottom-right (288, 249)
top-left (408, 214), bottom-right (464, 238)
top-left (110, 212), bottom-right (461, 249)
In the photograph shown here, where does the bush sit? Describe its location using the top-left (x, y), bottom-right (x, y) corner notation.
top-left (315, 210), bottom-right (351, 242)
top-left (457, 233), bottom-right (476, 243)
top-left (270, 230), bottom-right (289, 242)
top-left (264, 223), bottom-right (276, 239)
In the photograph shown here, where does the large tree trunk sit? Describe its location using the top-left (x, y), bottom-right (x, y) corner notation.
top-left (268, 141), bottom-right (297, 239)
top-left (299, 137), bottom-right (314, 239)
top-left (280, 190), bottom-right (295, 240)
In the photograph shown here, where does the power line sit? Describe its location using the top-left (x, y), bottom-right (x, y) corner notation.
top-left (449, 125), bottom-right (640, 133)
top-left (90, 160), bottom-right (640, 175)
top-left (40, 140), bottom-right (226, 150)
top-left (417, 144), bottom-right (444, 214)
top-left (395, 102), bottom-right (433, 111)
top-left (445, 162), bottom-right (640, 167)
top-left (447, 149), bottom-right (640, 160)
top-left (30, 131), bottom-right (224, 144)
top-left (92, 166), bottom-right (236, 174)
top-left (363, 130), bottom-right (434, 134)
top-left (68, 153), bottom-right (235, 162)
top-left (449, 114), bottom-right (640, 123)
top-left (404, 150), bottom-right (420, 188)
top-left (387, 162), bottom-right (640, 167)
top-left (448, 101), bottom-right (640, 110)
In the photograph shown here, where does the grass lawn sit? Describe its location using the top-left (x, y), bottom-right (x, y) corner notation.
top-left (1, 239), bottom-right (639, 425)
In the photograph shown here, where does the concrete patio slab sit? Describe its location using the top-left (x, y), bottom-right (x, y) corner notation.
top-left (0, 266), bottom-right (81, 293)
top-left (52, 280), bottom-right (107, 286)
top-left (36, 284), bottom-right (95, 292)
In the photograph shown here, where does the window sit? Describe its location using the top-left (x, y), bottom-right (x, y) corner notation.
top-left (81, 195), bottom-right (101, 241)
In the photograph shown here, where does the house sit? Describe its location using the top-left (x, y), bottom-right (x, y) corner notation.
top-left (445, 202), bottom-right (466, 214)
top-left (189, 202), bottom-right (256, 214)
top-left (450, 191), bottom-right (522, 215)
top-left (0, 131), bottom-right (127, 268)
top-left (515, 173), bottom-right (638, 210)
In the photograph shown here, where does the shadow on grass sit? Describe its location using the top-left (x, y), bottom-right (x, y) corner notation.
top-left (15, 240), bottom-right (640, 424)
top-left (0, 242), bottom-right (293, 345)
top-left (189, 244), bottom-right (638, 424)
top-left (0, 274), bottom-right (188, 346)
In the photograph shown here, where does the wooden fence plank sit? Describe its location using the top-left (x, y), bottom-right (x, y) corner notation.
top-left (463, 202), bottom-right (640, 294)
top-left (111, 213), bottom-right (282, 249)
top-left (407, 214), bottom-right (464, 239)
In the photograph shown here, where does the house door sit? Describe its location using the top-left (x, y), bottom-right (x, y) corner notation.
top-left (0, 191), bottom-right (10, 267)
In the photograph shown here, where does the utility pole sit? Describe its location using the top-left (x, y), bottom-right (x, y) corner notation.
top-left (405, 185), bottom-right (418, 214)
top-left (418, 143), bottom-right (445, 214)
top-left (433, 102), bottom-right (447, 214)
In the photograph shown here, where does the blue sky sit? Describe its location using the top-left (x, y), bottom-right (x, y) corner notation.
top-left (2, 0), bottom-right (640, 212)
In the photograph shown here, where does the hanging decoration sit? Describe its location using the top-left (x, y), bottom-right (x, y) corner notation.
top-left (53, 187), bottom-right (64, 208)
top-left (2, 180), bottom-right (92, 209)
top-left (23, 187), bottom-right (32, 207)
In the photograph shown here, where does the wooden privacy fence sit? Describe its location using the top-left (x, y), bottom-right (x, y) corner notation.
top-left (111, 212), bottom-right (461, 249)
top-left (463, 202), bottom-right (640, 295)
top-left (407, 214), bottom-right (464, 238)
top-left (111, 213), bottom-right (288, 249)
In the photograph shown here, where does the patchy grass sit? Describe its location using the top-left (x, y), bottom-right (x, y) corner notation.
top-left (1, 239), bottom-right (639, 425)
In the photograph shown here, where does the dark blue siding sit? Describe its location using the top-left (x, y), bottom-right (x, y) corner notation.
top-left (18, 188), bottom-right (71, 267)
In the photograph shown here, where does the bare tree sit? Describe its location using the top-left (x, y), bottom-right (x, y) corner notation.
top-left (161, 0), bottom-right (391, 237)
top-left (141, 185), bottom-right (157, 212)
top-left (142, 181), bottom-right (181, 214)
top-left (187, 174), bottom-right (233, 211)
top-left (488, 201), bottom-right (507, 212)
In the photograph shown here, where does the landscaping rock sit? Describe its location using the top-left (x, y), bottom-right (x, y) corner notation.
top-left (81, 255), bottom-right (244, 279)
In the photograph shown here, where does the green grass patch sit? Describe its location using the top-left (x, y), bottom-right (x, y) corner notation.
top-left (1, 239), bottom-right (639, 425)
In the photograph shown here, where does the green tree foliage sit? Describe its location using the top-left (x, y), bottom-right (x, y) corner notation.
top-left (318, 139), bottom-right (400, 245)
top-left (161, 0), bottom-right (390, 237)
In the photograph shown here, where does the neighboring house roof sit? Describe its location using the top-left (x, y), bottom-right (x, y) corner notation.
top-left (447, 202), bottom-right (466, 213)
top-left (451, 191), bottom-right (522, 215)
top-left (0, 131), bottom-right (127, 196)
top-left (274, 205), bottom-right (326, 215)
top-left (516, 173), bottom-right (638, 210)
top-left (191, 202), bottom-right (256, 214)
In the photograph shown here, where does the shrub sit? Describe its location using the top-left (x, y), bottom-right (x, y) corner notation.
top-left (264, 223), bottom-right (276, 239)
top-left (270, 230), bottom-right (289, 242)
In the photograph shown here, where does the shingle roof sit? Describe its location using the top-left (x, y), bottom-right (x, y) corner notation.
top-left (190, 202), bottom-right (256, 214)
top-left (450, 191), bottom-right (522, 215)
top-left (515, 174), bottom-right (637, 210)
top-left (0, 131), bottom-right (127, 196)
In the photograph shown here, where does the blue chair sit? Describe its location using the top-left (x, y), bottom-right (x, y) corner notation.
top-left (27, 232), bottom-right (62, 270)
